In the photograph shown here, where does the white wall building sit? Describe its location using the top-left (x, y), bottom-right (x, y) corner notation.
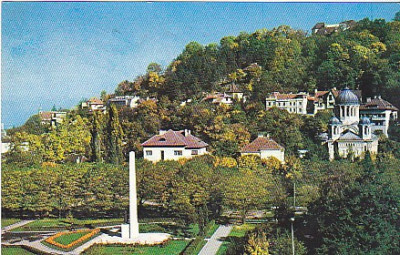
top-left (360, 96), bottom-right (398, 137)
top-left (326, 88), bottom-right (378, 160)
top-left (240, 134), bottom-right (285, 163)
top-left (265, 92), bottom-right (308, 114)
top-left (141, 129), bottom-right (208, 162)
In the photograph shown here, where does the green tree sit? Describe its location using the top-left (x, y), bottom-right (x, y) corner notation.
top-left (106, 104), bottom-right (124, 164)
top-left (305, 152), bottom-right (400, 254)
top-left (223, 171), bottom-right (270, 223)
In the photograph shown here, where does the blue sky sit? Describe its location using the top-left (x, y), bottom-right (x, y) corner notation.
top-left (2, 2), bottom-right (399, 128)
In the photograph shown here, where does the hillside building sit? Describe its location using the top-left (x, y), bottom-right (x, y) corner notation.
top-left (359, 96), bottom-right (398, 137)
top-left (108, 95), bottom-right (141, 108)
top-left (81, 98), bottom-right (105, 112)
top-left (240, 134), bottom-right (285, 163)
top-left (265, 92), bottom-right (308, 114)
top-left (141, 129), bottom-right (208, 162)
top-left (39, 111), bottom-right (67, 127)
top-left (312, 20), bottom-right (356, 35)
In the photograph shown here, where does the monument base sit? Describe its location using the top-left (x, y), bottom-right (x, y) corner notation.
top-left (97, 233), bottom-right (171, 245)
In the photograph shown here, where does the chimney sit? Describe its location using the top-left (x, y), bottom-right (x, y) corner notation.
top-left (378, 95), bottom-right (381, 99)
top-left (366, 97), bottom-right (371, 102)
top-left (314, 88), bottom-right (318, 95)
top-left (258, 133), bottom-right (264, 138)
top-left (184, 129), bottom-right (191, 136)
top-left (374, 95), bottom-right (377, 99)
top-left (159, 130), bottom-right (167, 135)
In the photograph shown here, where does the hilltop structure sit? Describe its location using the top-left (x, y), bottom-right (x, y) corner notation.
top-left (141, 129), bottom-right (208, 162)
top-left (39, 111), bottom-right (67, 127)
top-left (312, 20), bottom-right (357, 35)
top-left (325, 88), bottom-right (378, 160)
top-left (81, 98), bottom-right (105, 112)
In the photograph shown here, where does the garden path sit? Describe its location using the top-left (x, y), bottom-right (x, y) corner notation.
top-left (1, 220), bottom-right (35, 234)
top-left (198, 225), bottom-right (232, 255)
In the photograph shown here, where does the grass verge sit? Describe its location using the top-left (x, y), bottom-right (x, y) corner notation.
top-left (1, 218), bottom-right (22, 228)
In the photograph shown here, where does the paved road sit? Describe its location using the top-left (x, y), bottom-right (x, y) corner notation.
top-left (2, 220), bottom-right (35, 234)
top-left (198, 225), bottom-right (232, 255)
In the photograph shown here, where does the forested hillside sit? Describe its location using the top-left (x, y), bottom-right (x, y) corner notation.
top-left (116, 17), bottom-right (400, 108)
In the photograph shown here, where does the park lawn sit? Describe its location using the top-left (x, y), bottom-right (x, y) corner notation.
top-left (1, 246), bottom-right (35, 255)
top-left (83, 240), bottom-right (190, 255)
top-left (229, 224), bottom-right (256, 237)
top-left (53, 230), bottom-right (90, 245)
top-left (1, 218), bottom-right (21, 228)
top-left (12, 218), bottom-right (123, 231)
top-left (139, 223), bottom-right (199, 238)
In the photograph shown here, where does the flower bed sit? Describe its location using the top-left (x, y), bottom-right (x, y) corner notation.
top-left (44, 228), bottom-right (100, 250)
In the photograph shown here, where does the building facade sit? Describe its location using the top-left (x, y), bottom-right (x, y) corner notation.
top-left (141, 129), bottom-right (208, 162)
top-left (326, 88), bottom-right (378, 160)
top-left (265, 92), bottom-right (308, 114)
top-left (359, 96), bottom-right (398, 137)
top-left (240, 134), bottom-right (285, 163)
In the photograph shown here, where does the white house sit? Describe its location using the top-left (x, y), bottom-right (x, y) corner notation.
top-left (141, 129), bottom-right (208, 162)
top-left (265, 92), bottom-right (308, 114)
top-left (326, 88), bottom-right (379, 160)
top-left (240, 134), bottom-right (285, 163)
top-left (359, 96), bottom-right (398, 137)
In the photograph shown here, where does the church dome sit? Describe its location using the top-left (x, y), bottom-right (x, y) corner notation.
top-left (336, 87), bottom-right (359, 105)
top-left (329, 116), bottom-right (340, 124)
top-left (360, 116), bottom-right (371, 125)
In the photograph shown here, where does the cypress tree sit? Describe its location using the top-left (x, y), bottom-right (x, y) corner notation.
top-left (90, 112), bottom-right (102, 162)
top-left (106, 104), bottom-right (124, 164)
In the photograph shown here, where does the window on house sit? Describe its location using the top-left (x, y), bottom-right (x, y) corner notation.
top-left (191, 150), bottom-right (198, 155)
top-left (174, 150), bottom-right (183, 156)
top-left (145, 150), bottom-right (152, 156)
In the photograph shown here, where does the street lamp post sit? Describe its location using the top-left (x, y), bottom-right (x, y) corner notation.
top-left (290, 217), bottom-right (295, 255)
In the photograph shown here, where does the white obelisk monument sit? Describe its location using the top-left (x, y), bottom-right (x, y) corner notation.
top-left (121, 151), bottom-right (139, 239)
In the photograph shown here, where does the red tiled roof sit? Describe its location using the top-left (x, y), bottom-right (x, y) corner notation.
top-left (360, 98), bottom-right (399, 111)
top-left (39, 111), bottom-right (53, 121)
top-left (141, 130), bottom-right (208, 148)
top-left (314, 91), bottom-right (329, 98)
top-left (241, 136), bottom-right (284, 153)
top-left (88, 98), bottom-right (103, 105)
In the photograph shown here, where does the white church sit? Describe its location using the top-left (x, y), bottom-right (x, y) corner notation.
top-left (326, 87), bottom-right (379, 160)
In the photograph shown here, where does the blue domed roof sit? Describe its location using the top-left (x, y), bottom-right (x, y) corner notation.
top-left (360, 116), bottom-right (371, 125)
top-left (336, 87), bottom-right (359, 105)
top-left (329, 116), bottom-right (340, 124)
